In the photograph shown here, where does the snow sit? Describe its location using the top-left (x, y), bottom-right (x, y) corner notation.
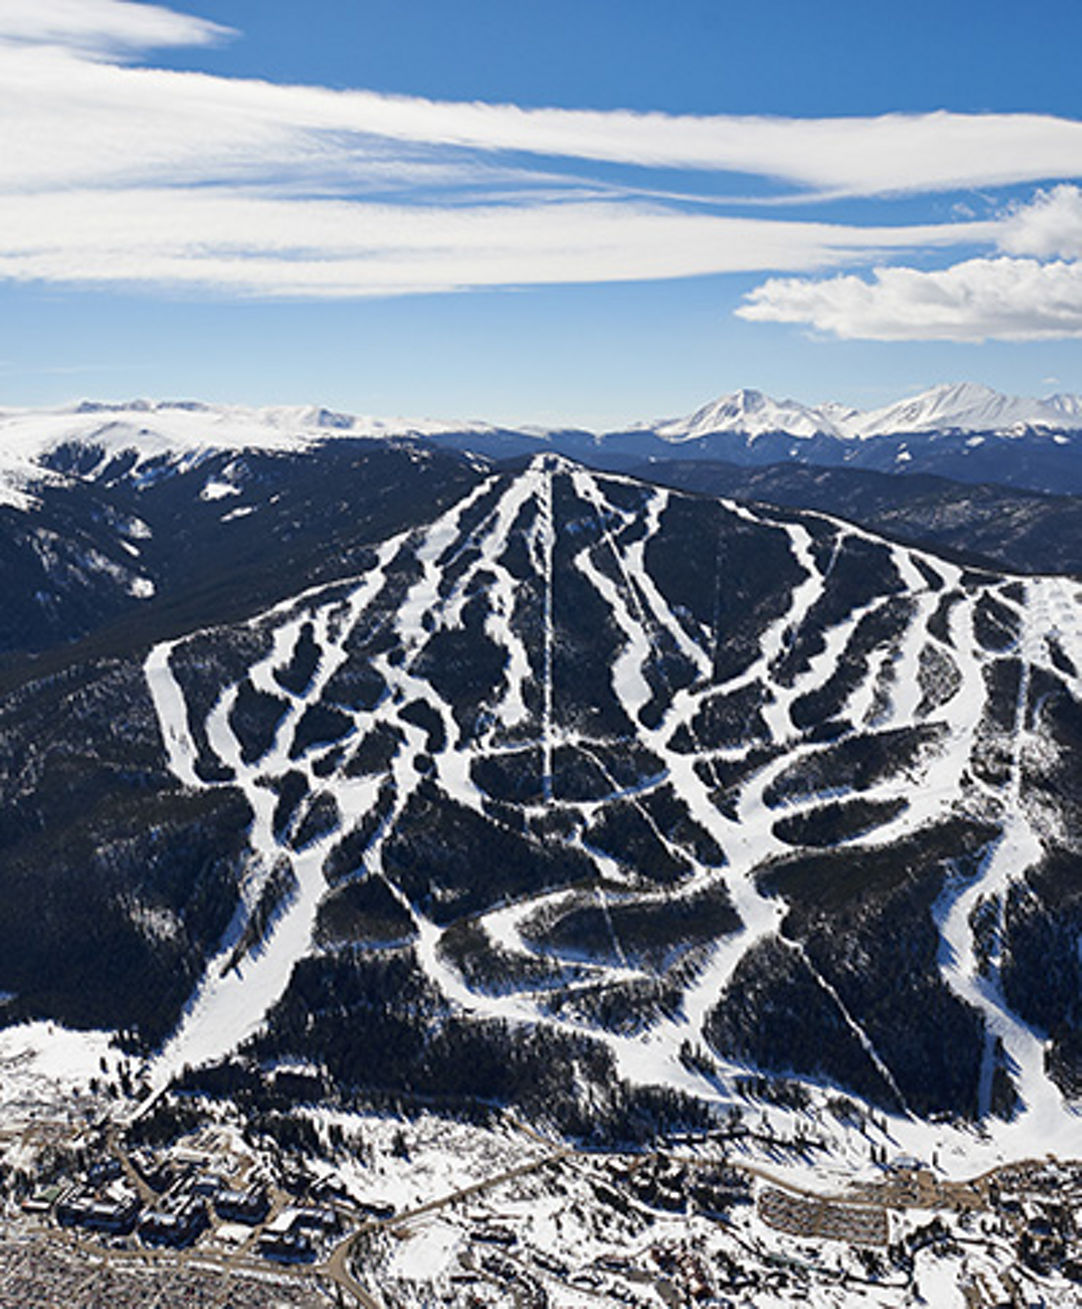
top-left (0, 379), bottom-right (1078, 546)
top-left (147, 530), bottom-right (409, 1088)
top-left (200, 478), bottom-right (242, 500)
top-left (9, 427), bottom-right (1082, 1309)
top-left (144, 639), bottom-right (202, 789)
top-left (0, 400), bottom-right (499, 491)
top-left (0, 1022), bottom-right (114, 1117)
top-left (130, 454), bottom-right (1082, 1183)
top-left (933, 578), bottom-right (1082, 1146)
top-left (538, 461), bottom-right (556, 799)
top-left (654, 381), bottom-right (1082, 443)
top-left (854, 381), bottom-right (1082, 438)
top-left (2, 385), bottom-right (1080, 498)
top-left (345, 1117), bottom-right (1064, 1309)
top-left (0, 472), bottom-right (40, 512)
top-left (386, 1218), bottom-right (463, 1280)
top-left (655, 388), bottom-right (841, 441)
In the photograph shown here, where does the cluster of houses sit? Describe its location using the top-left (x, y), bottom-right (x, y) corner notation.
top-left (56, 1180), bottom-right (140, 1236)
top-left (51, 1171), bottom-right (271, 1250)
top-left (22, 1140), bottom-right (348, 1265)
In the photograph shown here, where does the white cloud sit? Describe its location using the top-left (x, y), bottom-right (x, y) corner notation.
top-left (999, 184), bottom-right (1082, 260)
top-left (736, 187), bottom-right (1082, 342)
top-left (0, 1), bottom-right (1079, 301)
top-left (736, 257), bottom-right (1082, 341)
top-left (0, 0), bottom-right (231, 56)
top-left (0, 190), bottom-right (997, 297)
top-left (3, 37), bottom-right (1082, 197)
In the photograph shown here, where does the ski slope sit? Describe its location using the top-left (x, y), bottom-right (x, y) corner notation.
top-left (142, 456), bottom-right (1082, 1152)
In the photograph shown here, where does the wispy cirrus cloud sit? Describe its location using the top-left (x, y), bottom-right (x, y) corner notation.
top-left (5, 38), bottom-right (1082, 198)
top-left (0, 189), bottom-right (997, 297)
top-left (2, 1), bottom-right (1082, 304)
top-left (0, 0), bottom-right (231, 56)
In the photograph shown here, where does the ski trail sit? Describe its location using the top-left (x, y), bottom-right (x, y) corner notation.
top-left (153, 843), bottom-right (331, 1086)
top-left (396, 479), bottom-right (497, 649)
top-left (573, 529), bottom-right (653, 723)
top-left (717, 508), bottom-right (827, 739)
top-left (631, 488), bottom-right (712, 680)
top-left (142, 458), bottom-right (1082, 1138)
top-left (843, 639), bottom-right (896, 731)
top-left (538, 460), bottom-right (556, 801)
top-left (146, 534), bottom-right (407, 1086)
top-left (558, 483), bottom-right (829, 1072)
top-left (789, 940), bottom-right (912, 1114)
top-left (464, 476), bottom-right (540, 734)
top-left (884, 594), bottom-right (936, 729)
top-left (144, 640), bottom-right (201, 788)
top-left (935, 579), bottom-right (1070, 1128)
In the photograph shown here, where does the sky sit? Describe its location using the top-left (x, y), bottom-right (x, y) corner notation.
top-left (1, 0), bottom-right (1082, 428)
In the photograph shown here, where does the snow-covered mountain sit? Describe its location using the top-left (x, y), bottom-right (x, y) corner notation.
top-left (0, 419), bottom-right (483, 656)
top-left (653, 388), bottom-right (851, 441)
top-left (4, 447), bottom-right (1082, 1152)
top-left (5, 387), bottom-right (1082, 660)
top-left (3, 382), bottom-right (1081, 482)
top-left (7, 398), bottom-right (1082, 1307)
top-left (850, 382), bottom-right (1082, 439)
top-left (652, 382), bottom-right (1082, 443)
top-left (3, 385), bottom-right (1082, 510)
top-left (0, 398), bottom-right (495, 488)
top-left (631, 382), bottom-right (1082, 493)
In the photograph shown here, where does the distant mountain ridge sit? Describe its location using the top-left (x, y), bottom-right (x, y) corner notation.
top-left (3, 381), bottom-right (1081, 474)
top-left (6, 382), bottom-right (1082, 568)
top-left (652, 382), bottom-right (1082, 443)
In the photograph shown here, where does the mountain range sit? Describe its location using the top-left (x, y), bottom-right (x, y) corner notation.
top-left (1, 390), bottom-right (1082, 1153)
top-left (652, 381), bottom-right (1082, 442)
top-left (6, 382), bottom-right (1082, 509)
top-left (1, 382), bottom-right (1080, 673)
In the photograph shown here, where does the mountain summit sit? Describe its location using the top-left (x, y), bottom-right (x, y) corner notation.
top-left (655, 382), bottom-right (1082, 443)
top-left (654, 388), bottom-right (848, 441)
top-left (4, 448), bottom-right (1082, 1146)
top-left (852, 382), bottom-right (1082, 438)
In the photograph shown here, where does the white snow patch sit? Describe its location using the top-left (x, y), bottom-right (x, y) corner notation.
top-left (200, 478), bottom-right (242, 501)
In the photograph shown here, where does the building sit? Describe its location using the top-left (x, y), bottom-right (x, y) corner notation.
top-left (214, 1185), bottom-right (271, 1225)
top-left (57, 1184), bottom-right (140, 1235)
top-left (257, 1230), bottom-right (316, 1264)
top-left (139, 1195), bottom-right (209, 1248)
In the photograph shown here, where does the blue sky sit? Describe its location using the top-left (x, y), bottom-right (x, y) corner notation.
top-left (2, 0), bottom-right (1082, 427)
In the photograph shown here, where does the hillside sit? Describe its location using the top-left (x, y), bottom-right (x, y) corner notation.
top-left (1, 451), bottom-right (1079, 1149)
top-left (637, 459), bottom-right (1082, 577)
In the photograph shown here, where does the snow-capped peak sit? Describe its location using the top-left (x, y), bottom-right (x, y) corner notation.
top-left (851, 382), bottom-right (1082, 438)
top-left (653, 382), bottom-right (1082, 442)
top-left (1046, 392), bottom-right (1082, 422)
top-left (655, 388), bottom-right (841, 442)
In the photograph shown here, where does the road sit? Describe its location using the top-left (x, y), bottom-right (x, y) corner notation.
top-left (320, 1142), bottom-right (571, 1307)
